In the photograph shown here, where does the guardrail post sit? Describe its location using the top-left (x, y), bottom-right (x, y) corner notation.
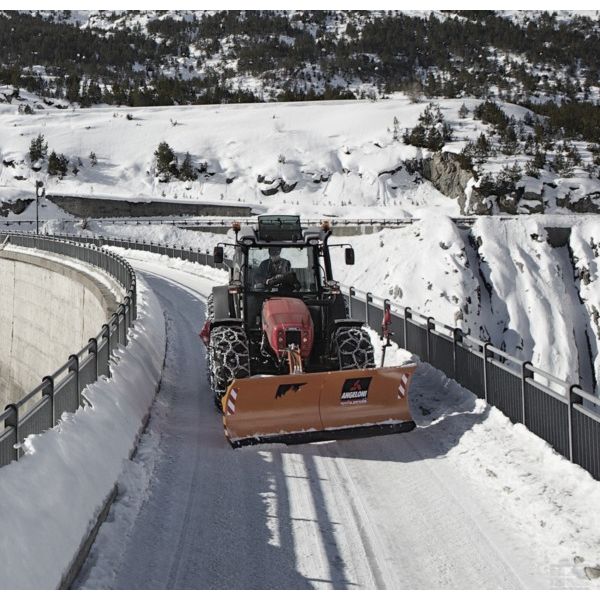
top-left (348, 287), bottom-right (355, 318)
top-left (88, 337), bottom-right (98, 383)
top-left (68, 354), bottom-right (79, 413)
top-left (403, 307), bottom-right (411, 353)
top-left (482, 342), bottom-right (490, 402)
top-left (114, 309), bottom-right (123, 345)
top-left (520, 361), bottom-right (532, 426)
top-left (123, 296), bottom-right (131, 338)
top-left (426, 317), bottom-right (435, 362)
top-left (131, 281), bottom-right (137, 320)
top-left (42, 375), bottom-right (55, 426)
top-left (568, 384), bottom-right (582, 462)
top-left (365, 292), bottom-right (373, 327)
top-left (452, 328), bottom-right (462, 380)
top-left (5, 404), bottom-right (19, 462)
top-left (102, 324), bottom-right (110, 376)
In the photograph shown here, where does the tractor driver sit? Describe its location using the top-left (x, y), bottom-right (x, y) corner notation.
top-left (256, 247), bottom-right (292, 287)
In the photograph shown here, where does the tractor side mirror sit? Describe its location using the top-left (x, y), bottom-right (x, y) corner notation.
top-left (345, 247), bottom-right (355, 265)
top-left (213, 246), bottom-right (224, 264)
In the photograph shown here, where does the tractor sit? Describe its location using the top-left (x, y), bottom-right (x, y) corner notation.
top-left (200, 215), bottom-right (415, 447)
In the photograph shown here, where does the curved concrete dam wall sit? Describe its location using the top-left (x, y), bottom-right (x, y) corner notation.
top-left (0, 248), bottom-right (121, 410)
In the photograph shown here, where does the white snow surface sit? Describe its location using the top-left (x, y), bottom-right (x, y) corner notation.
top-left (0, 97), bottom-right (468, 218)
top-left (73, 252), bottom-right (600, 589)
top-left (0, 274), bottom-right (165, 589)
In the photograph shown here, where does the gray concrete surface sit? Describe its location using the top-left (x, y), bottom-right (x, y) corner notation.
top-left (0, 249), bottom-right (121, 409)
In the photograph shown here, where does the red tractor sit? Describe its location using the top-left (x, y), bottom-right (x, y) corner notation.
top-left (201, 215), bottom-right (415, 447)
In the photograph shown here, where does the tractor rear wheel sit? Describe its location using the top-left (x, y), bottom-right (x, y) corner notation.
top-left (208, 325), bottom-right (250, 412)
top-left (333, 327), bottom-right (375, 370)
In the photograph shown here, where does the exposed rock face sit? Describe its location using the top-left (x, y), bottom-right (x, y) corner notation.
top-left (415, 152), bottom-right (491, 215)
top-left (558, 191), bottom-right (600, 213)
top-left (259, 178), bottom-right (298, 196)
top-left (422, 152), bottom-right (474, 205)
top-left (463, 187), bottom-right (491, 215)
top-left (0, 198), bottom-right (33, 217)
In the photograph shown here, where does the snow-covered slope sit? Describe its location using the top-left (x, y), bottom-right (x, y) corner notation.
top-left (0, 95), bottom-right (456, 218)
top-left (2, 94), bottom-right (599, 218)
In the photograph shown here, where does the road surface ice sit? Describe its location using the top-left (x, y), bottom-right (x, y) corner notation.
top-left (75, 256), bottom-right (600, 590)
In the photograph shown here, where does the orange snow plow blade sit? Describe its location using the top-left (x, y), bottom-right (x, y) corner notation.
top-left (222, 364), bottom-right (417, 448)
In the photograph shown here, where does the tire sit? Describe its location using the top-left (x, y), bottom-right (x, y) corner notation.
top-left (208, 325), bottom-right (250, 411)
top-left (332, 327), bottom-right (375, 370)
top-left (204, 293), bottom-right (215, 392)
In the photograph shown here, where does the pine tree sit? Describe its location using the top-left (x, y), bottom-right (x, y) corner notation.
top-left (154, 141), bottom-right (178, 181)
top-left (533, 149), bottom-right (546, 169)
top-left (525, 159), bottom-right (540, 178)
top-left (392, 116), bottom-right (400, 142)
top-left (501, 124), bottom-right (519, 155)
top-left (473, 133), bottom-right (491, 162)
top-left (458, 103), bottom-right (469, 119)
top-left (29, 134), bottom-right (48, 164)
top-left (47, 151), bottom-right (69, 178)
top-left (66, 75), bottom-right (81, 103)
top-left (178, 152), bottom-right (196, 181)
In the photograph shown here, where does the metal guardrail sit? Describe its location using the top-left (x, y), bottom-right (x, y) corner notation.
top-left (0, 234), bottom-right (137, 468)
top-left (40, 232), bottom-right (600, 482)
top-left (0, 216), bottom-right (488, 230)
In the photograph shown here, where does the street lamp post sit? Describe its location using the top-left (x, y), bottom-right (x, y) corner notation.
top-left (35, 180), bottom-right (45, 235)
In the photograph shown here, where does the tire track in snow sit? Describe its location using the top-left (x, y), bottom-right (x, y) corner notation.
top-left (76, 254), bottom-right (566, 590)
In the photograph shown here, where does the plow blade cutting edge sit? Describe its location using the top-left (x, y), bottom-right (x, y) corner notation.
top-left (222, 364), bottom-right (417, 447)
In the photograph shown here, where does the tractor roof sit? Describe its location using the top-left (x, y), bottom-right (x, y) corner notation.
top-left (238, 215), bottom-right (326, 245)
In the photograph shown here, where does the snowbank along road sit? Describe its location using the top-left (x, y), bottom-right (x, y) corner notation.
top-left (75, 252), bottom-right (600, 590)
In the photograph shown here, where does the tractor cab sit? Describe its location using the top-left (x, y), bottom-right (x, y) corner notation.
top-left (212, 215), bottom-right (351, 373)
top-left (228, 216), bottom-right (340, 328)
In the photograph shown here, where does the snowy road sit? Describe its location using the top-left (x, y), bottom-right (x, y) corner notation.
top-left (74, 257), bottom-right (598, 590)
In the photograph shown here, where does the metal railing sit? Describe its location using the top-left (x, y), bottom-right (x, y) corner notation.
top-left (0, 215), bottom-right (492, 231)
top-left (0, 234), bottom-right (137, 468)
top-left (45, 232), bottom-right (600, 482)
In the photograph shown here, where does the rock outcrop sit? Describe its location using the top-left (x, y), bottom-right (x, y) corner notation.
top-left (0, 198), bottom-right (33, 217)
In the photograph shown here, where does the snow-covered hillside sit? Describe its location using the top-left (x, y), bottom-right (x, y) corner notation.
top-left (0, 94), bottom-right (455, 217)
top-left (2, 95), bottom-right (600, 218)
top-left (337, 216), bottom-right (600, 394)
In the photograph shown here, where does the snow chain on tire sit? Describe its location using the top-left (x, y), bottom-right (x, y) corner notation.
top-left (333, 327), bottom-right (375, 370)
top-left (209, 325), bottom-right (250, 411)
top-left (205, 293), bottom-right (215, 393)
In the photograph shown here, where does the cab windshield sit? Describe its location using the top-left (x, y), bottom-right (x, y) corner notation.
top-left (246, 246), bottom-right (321, 292)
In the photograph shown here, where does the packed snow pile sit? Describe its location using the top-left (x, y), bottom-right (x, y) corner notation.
top-left (335, 215), bottom-right (479, 328)
top-left (571, 222), bottom-right (600, 389)
top-left (0, 275), bottom-right (165, 589)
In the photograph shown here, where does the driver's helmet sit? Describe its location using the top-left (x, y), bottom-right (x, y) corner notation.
top-left (268, 247), bottom-right (282, 260)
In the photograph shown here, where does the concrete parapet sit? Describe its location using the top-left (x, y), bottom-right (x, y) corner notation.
top-left (0, 249), bottom-right (121, 409)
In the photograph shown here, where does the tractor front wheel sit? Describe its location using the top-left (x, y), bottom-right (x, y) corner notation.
top-left (333, 327), bottom-right (375, 370)
top-left (208, 325), bottom-right (250, 412)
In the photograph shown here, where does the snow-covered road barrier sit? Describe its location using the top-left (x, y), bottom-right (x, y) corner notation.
top-left (0, 276), bottom-right (166, 589)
